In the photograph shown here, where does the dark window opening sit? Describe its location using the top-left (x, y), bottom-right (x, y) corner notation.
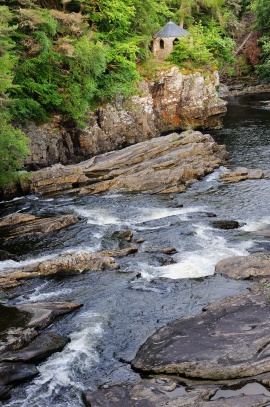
top-left (160, 39), bottom-right (164, 49)
top-left (173, 38), bottom-right (179, 46)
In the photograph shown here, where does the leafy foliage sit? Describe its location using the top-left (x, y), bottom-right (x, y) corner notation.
top-left (252, 0), bottom-right (270, 79)
top-left (169, 24), bottom-right (236, 69)
top-left (0, 6), bottom-right (29, 186)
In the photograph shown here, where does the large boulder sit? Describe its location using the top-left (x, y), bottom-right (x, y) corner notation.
top-left (27, 131), bottom-right (228, 196)
top-left (131, 291), bottom-right (270, 380)
top-left (215, 253), bottom-right (270, 280)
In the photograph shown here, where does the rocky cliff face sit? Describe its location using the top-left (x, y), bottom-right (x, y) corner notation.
top-left (23, 67), bottom-right (227, 169)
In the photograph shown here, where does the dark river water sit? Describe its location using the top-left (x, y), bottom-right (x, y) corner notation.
top-left (1, 93), bottom-right (270, 406)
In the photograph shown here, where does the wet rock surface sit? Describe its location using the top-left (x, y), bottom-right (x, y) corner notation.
top-left (27, 131), bottom-right (228, 196)
top-left (0, 213), bottom-right (79, 240)
top-left (0, 301), bottom-right (81, 400)
top-left (0, 246), bottom-right (138, 290)
top-left (131, 290), bottom-right (270, 380)
top-left (0, 362), bottom-right (38, 386)
top-left (215, 253), bottom-right (270, 280)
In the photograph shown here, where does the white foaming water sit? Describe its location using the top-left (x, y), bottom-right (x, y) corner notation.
top-left (16, 287), bottom-right (74, 304)
top-left (132, 206), bottom-right (205, 225)
top-left (0, 253), bottom-right (57, 272)
top-left (6, 312), bottom-right (105, 407)
top-left (0, 245), bottom-right (100, 273)
top-left (139, 224), bottom-right (253, 280)
top-left (74, 207), bottom-right (121, 225)
top-left (240, 216), bottom-right (270, 232)
top-left (205, 166), bottom-right (228, 182)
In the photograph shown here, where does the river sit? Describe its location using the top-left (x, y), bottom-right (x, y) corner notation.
top-left (1, 93), bottom-right (270, 406)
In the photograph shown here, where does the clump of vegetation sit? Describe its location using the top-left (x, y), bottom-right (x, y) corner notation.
top-left (0, 6), bottom-right (29, 187)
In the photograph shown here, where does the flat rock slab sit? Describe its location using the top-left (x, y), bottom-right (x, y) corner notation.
top-left (215, 253), bottom-right (270, 280)
top-left (0, 213), bottom-right (78, 240)
top-left (0, 332), bottom-right (70, 363)
top-left (82, 379), bottom-right (214, 407)
top-left (0, 362), bottom-right (38, 386)
top-left (220, 167), bottom-right (269, 183)
top-left (27, 131), bottom-right (228, 196)
top-left (132, 292), bottom-right (270, 380)
top-left (83, 379), bottom-right (270, 407)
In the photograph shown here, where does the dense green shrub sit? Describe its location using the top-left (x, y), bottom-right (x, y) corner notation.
top-left (168, 24), bottom-right (236, 69)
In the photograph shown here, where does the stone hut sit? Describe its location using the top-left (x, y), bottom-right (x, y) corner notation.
top-left (152, 21), bottom-right (189, 60)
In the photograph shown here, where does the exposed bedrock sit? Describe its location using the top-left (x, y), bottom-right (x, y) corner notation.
top-left (83, 377), bottom-right (270, 407)
top-left (21, 68), bottom-right (226, 169)
top-left (131, 290), bottom-right (270, 380)
top-left (24, 130), bottom-right (228, 196)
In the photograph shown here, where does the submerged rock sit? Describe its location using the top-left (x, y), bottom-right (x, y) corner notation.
top-left (215, 253), bottom-right (270, 280)
top-left (0, 213), bottom-right (78, 240)
top-left (131, 291), bottom-right (270, 380)
top-left (27, 131), bottom-right (228, 196)
top-left (212, 220), bottom-right (240, 229)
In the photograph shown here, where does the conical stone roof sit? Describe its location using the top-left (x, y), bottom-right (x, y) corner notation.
top-left (154, 21), bottom-right (189, 38)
